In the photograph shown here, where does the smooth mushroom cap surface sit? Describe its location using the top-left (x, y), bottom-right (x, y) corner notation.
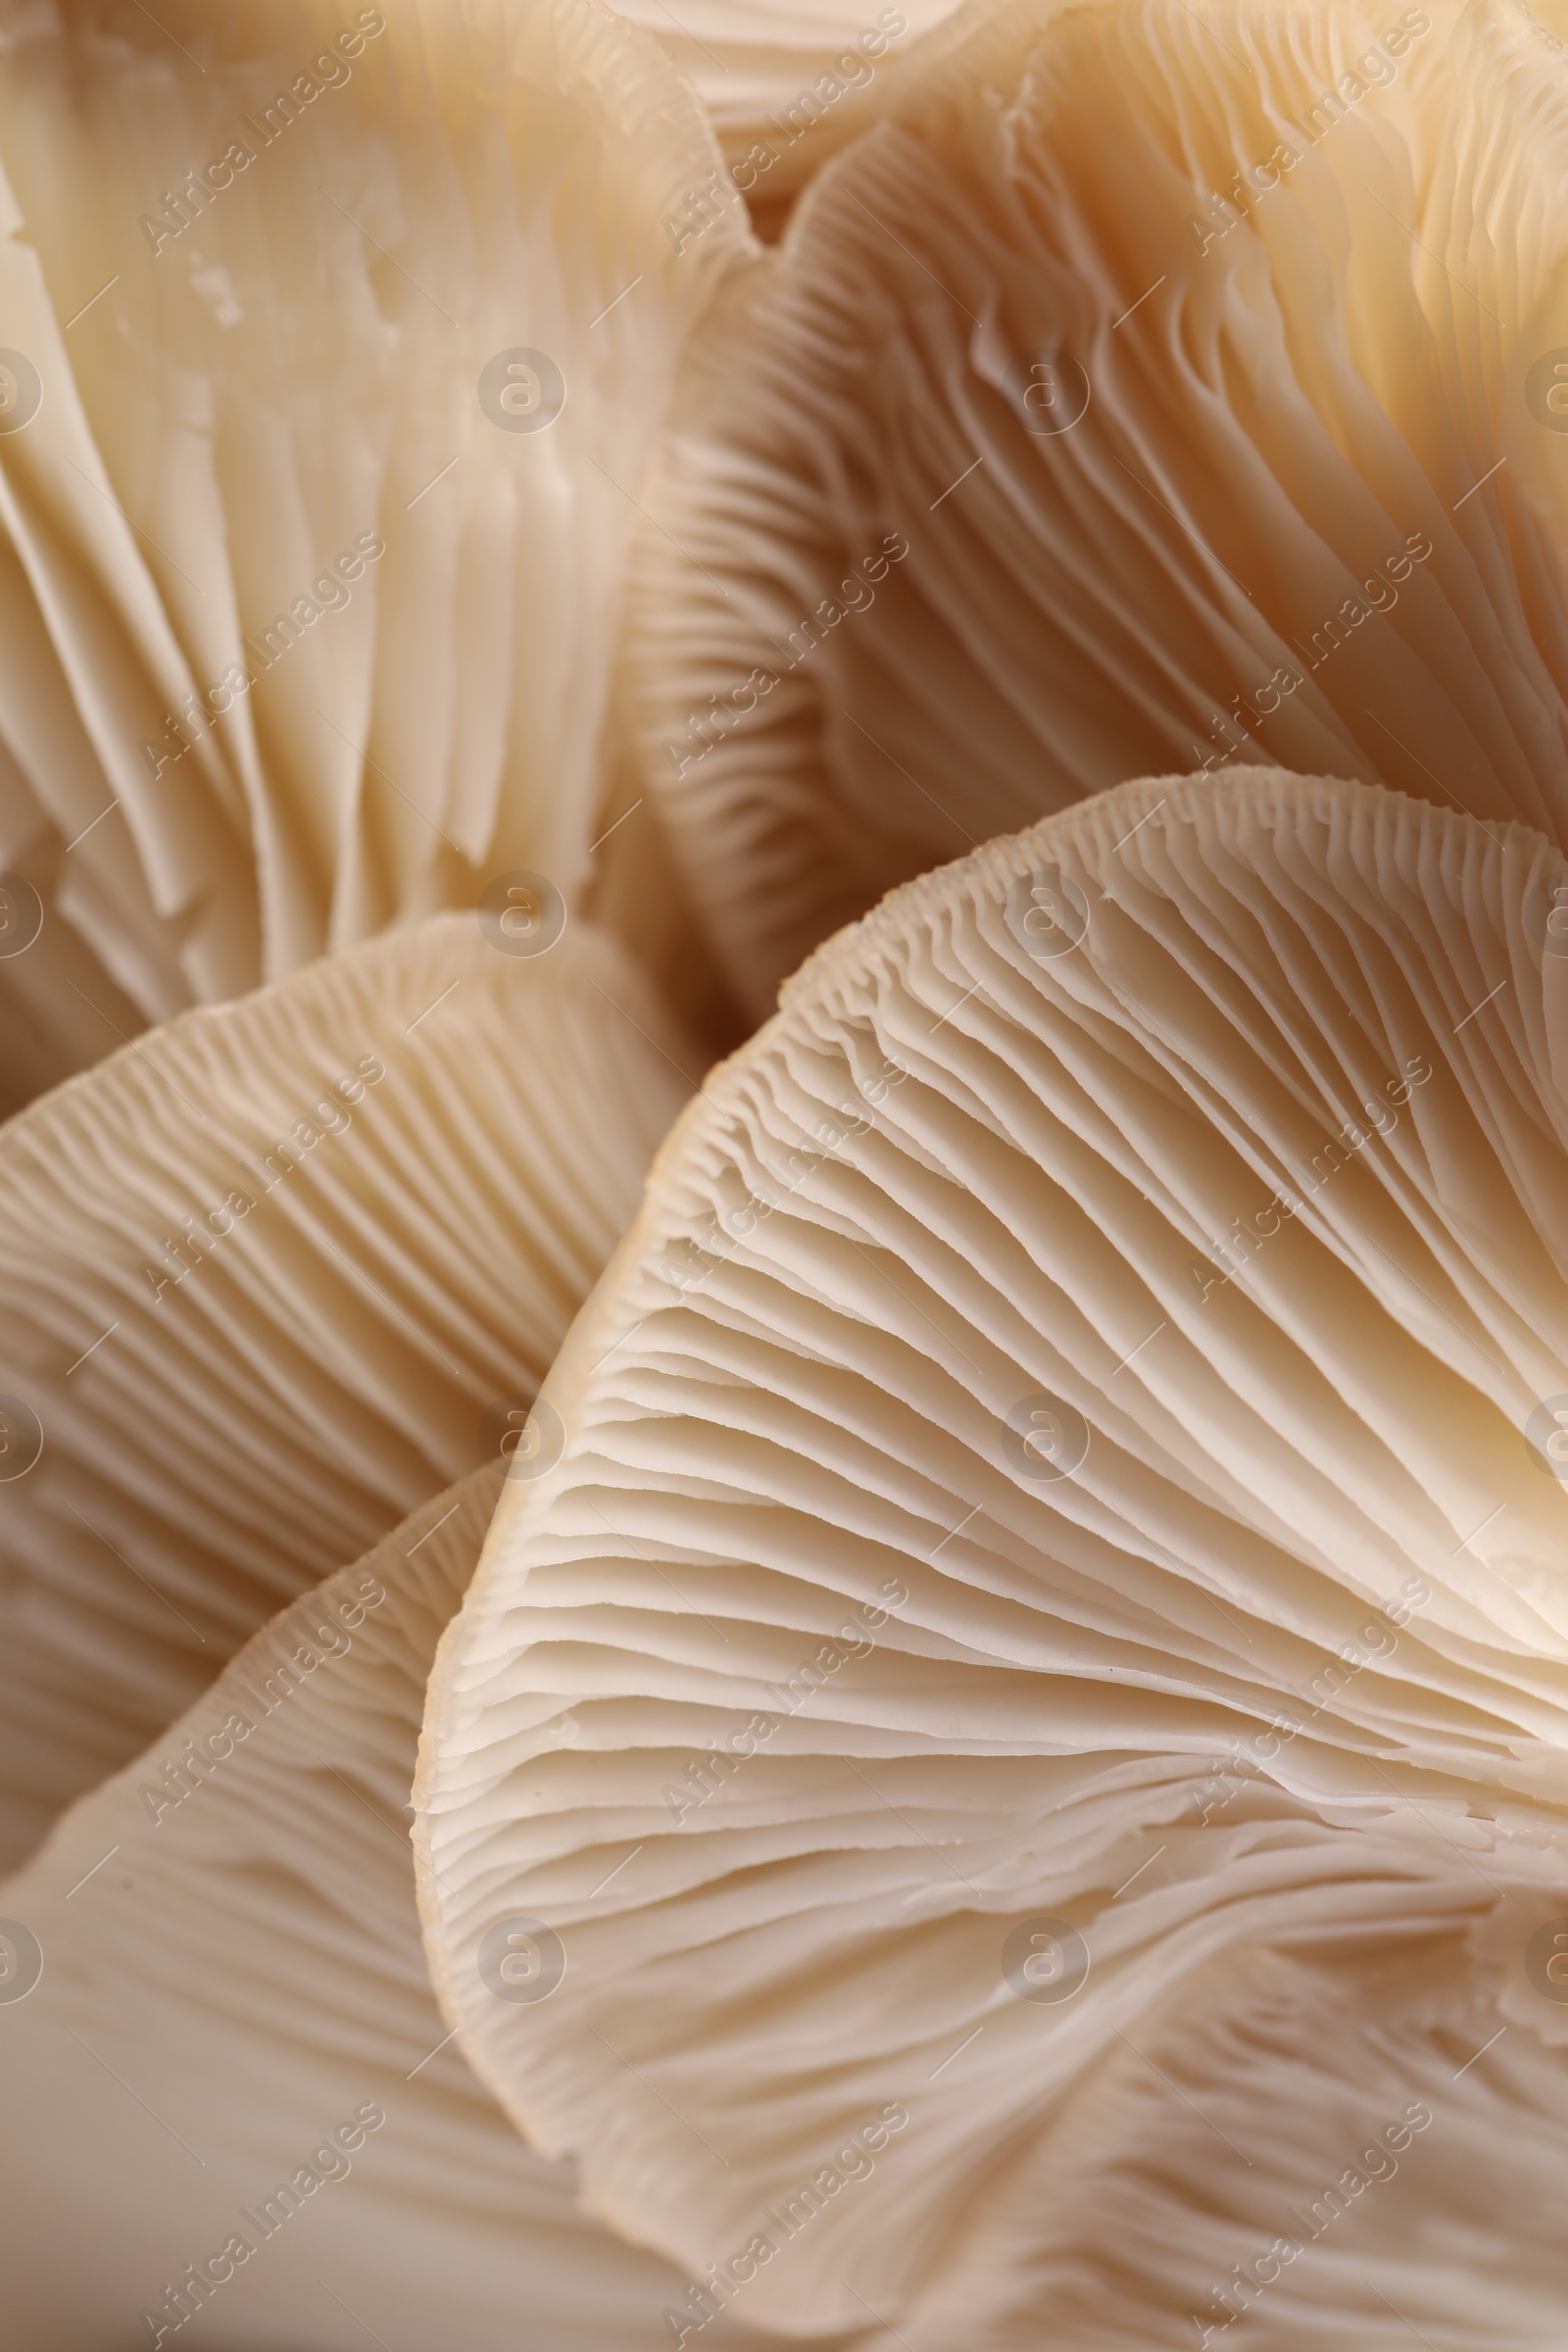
top-left (0, 1474), bottom-right (852, 2352)
top-left (416, 767), bottom-right (1568, 2342)
top-left (0, 0), bottom-right (748, 1102)
top-left (624, 0), bottom-right (1568, 1019)
top-left (0, 907), bottom-right (699, 1870)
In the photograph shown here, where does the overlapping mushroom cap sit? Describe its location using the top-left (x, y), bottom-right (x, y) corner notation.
top-left (624, 0), bottom-right (1568, 1017)
top-left (0, 906), bottom-right (698, 1868)
top-left (3, 0), bottom-right (1566, 2336)
top-left (0, 1474), bottom-right (841, 2351)
top-left (0, 0), bottom-right (750, 1102)
top-left (416, 768), bottom-right (1568, 2344)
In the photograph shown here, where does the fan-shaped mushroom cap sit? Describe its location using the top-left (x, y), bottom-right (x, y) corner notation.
top-left (625, 0), bottom-right (1568, 1018)
top-left (0, 1474), bottom-right (837, 2352)
top-left (416, 768), bottom-right (1568, 2342)
top-left (612, 0), bottom-right (963, 233)
top-left (0, 908), bottom-right (698, 1870)
top-left (0, 0), bottom-right (750, 1098)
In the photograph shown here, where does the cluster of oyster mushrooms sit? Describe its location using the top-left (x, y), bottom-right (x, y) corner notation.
top-left (2, 0), bottom-right (1567, 2343)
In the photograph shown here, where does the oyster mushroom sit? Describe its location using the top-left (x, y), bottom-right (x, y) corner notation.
top-left (416, 767), bottom-right (1568, 2345)
top-left (0, 907), bottom-right (698, 1869)
top-left (612, 0), bottom-right (964, 238)
top-left (0, 1475), bottom-right (841, 2352)
top-left (0, 0), bottom-right (749, 1099)
top-left (623, 0), bottom-right (1568, 1018)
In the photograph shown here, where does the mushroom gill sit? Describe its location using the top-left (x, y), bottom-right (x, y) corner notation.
top-left (0, 1475), bottom-right (840, 2352)
top-left (0, 0), bottom-right (749, 1102)
top-left (611, 0), bottom-right (964, 238)
top-left (0, 906), bottom-right (697, 1870)
top-left (622, 0), bottom-right (1568, 1020)
top-left (416, 767), bottom-right (1568, 2345)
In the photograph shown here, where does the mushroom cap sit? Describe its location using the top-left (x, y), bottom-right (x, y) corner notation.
top-left (0, 1473), bottom-right (839, 2352)
top-left (416, 766), bottom-right (1568, 2340)
top-left (0, 906), bottom-right (698, 1870)
top-left (0, 0), bottom-right (749, 1096)
top-left (623, 0), bottom-right (1568, 1018)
